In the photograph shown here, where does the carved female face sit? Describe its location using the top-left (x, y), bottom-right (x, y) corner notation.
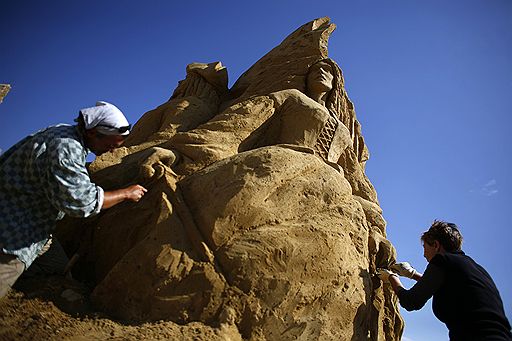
top-left (306, 61), bottom-right (334, 103)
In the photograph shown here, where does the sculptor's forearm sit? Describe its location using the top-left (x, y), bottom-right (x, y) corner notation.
top-left (393, 264), bottom-right (444, 311)
top-left (102, 184), bottom-right (147, 209)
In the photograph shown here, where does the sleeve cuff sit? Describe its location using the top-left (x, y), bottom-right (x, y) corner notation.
top-left (94, 185), bottom-right (104, 214)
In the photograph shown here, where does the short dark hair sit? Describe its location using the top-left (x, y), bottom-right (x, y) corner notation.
top-left (421, 220), bottom-right (463, 252)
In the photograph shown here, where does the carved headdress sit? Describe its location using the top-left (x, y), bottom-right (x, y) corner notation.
top-left (229, 17), bottom-right (336, 101)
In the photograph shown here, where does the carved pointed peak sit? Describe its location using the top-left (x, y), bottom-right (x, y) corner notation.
top-left (280, 16), bottom-right (335, 50)
top-left (228, 18), bottom-right (336, 102)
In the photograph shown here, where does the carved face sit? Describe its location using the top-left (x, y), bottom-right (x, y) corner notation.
top-left (306, 61), bottom-right (334, 101)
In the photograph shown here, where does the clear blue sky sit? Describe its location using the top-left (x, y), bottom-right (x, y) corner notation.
top-left (1, 1), bottom-right (511, 340)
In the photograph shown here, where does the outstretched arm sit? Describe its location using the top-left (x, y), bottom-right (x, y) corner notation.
top-left (378, 263), bottom-right (444, 311)
top-left (102, 184), bottom-right (147, 209)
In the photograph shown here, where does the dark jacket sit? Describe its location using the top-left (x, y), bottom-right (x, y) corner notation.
top-left (397, 251), bottom-right (512, 340)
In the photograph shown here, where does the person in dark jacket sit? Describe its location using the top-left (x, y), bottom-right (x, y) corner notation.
top-left (378, 220), bottom-right (512, 340)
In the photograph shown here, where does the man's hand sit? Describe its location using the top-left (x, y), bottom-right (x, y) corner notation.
top-left (376, 268), bottom-right (397, 282)
top-left (123, 184), bottom-right (147, 202)
top-left (390, 262), bottom-right (417, 279)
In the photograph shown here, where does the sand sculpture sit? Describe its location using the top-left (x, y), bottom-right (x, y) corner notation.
top-left (58, 17), bottom-right (403, 340)
top-left (0, 84), bottom-right (10, 103)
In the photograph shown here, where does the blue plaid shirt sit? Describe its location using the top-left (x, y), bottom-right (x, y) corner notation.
top-left (0, 125), bottom-right (104, 267)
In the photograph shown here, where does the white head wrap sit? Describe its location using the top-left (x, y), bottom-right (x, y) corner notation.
top-left (79, 101), bottom-right (130, 136)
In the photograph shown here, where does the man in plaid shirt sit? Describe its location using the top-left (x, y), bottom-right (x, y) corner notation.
top-left (0, 101), bottom-right (147, 297)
